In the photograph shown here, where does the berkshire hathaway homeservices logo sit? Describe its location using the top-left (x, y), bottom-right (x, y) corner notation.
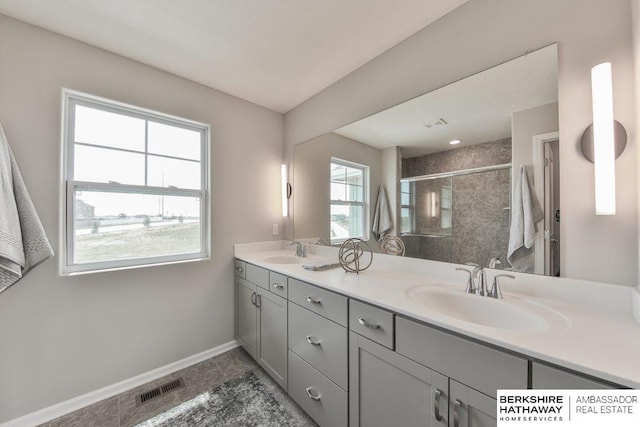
top-left (497, 390), bottom-right (640, 426)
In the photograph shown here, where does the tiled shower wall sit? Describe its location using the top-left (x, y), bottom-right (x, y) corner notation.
top-left (401, 139), bottom-right (511, 267)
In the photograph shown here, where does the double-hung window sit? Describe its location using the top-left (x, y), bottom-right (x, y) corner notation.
top-left (329, 158), bottom-right (369, 244)
top-left (62, 90), bottom-right (210, 274)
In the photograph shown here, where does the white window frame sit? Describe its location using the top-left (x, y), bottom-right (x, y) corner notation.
top-left (399, 180), bottom-right (415, 235)
top-left (329, 157), bottom-right (369, 245)
top-left (60, 89), bottom-right (211, 275)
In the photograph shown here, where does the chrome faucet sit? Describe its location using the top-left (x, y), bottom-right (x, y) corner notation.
top-left (470, 265), bottom-right (487, 296)
top-left (489, 257), bottom-right (501, 269)
top-left (458, 262), bottom-right (515, 298)
top-left (455, 267), bottom-right (475, 294)
top-left (488, 274), bottom-right (515, 299)
top-left (289, 241), bottom-right (307, 257)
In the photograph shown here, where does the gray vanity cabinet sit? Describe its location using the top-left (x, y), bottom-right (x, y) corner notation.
top-left (235, 277), bottom-right (257, 359)
top-left (234, 267), bottom-right (288, 391)
top-left (349, 331), bottom-right (448, 427)
top-left (395, 316), bottom-right (527, 427)
top-left (448, 380), bottom-right (496, 427)
top-left (256, 289), bottom-right (288, 390)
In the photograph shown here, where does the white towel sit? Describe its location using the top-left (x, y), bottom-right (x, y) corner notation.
top-left (372, 185), bottom-right (392, 240)
top-left (0, 124), bottom-right (54, 293)
top-left (507, 165), bottom-right (543, 269)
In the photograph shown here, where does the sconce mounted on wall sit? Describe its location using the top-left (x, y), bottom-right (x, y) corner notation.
top-left (281, 164), bottom-right (292, 217)
top-left (580, 121), bottom-right (627, 162)
top-left (579, 62), bottom-right (627, 216)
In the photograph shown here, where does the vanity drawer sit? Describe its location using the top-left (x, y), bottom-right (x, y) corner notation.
top-left (234, 259), bottom-right (246, 279)
top-left (288, 350), bottom-right (348, 427)
top-left (532, 362), bottom-right (614, 389)
top-left (269, 271), bottom-right (288, 298)
top-left (288, 278), bottom-right (348, 326)
top-left (396, 316), bottom-right (527, 398)
top-left (288, 302), bottom-right (348, 390)
top-left (245, 263), bottom-right (269, 290)
top-left (349, 299), bottom-right (394, 349)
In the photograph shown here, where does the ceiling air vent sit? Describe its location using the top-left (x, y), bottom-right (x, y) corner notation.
top-left (423, 118), bottom-right (448, 129)
top-left (135, 378), bottom-right (185, 406)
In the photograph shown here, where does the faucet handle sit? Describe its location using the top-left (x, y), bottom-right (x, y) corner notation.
top-left (489, 274), bottom-right (515, 299)
top-left (455, 267), bottom-right (475, 294)
top-left (489, 257), bottom-right (501, 269)
top-left (288, 241), bottom-right (307, 257)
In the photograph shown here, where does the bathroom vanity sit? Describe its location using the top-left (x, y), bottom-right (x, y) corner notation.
top-left (234, 242), bottom-right (636, 427)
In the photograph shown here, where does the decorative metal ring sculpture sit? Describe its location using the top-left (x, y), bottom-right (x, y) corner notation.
top-left (338, 238), bottom-right (373, 274)
top-left (378, 234), bottom-right (405, 256)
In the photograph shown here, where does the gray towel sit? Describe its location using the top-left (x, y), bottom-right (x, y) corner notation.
top-left (372, 185), bottom-right (392, 240)
top-left (0, 124), bottom-right (54, 293)
top-left (507, 165), bottom-right (543, 271)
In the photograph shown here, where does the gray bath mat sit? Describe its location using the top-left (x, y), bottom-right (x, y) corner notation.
top-left (135, 370), bottom-right (305, 426)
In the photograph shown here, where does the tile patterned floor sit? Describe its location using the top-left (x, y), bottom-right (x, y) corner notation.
top-left (41, 347), bottom-right (315, 427)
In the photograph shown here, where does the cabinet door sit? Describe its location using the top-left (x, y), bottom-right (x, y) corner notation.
top-left (449, 380), bottom-right (496, 427)
top-left (350, 332), bottom-right (448, 427)
top-left (235, 277), bottom-right (257, 359)
top-left (257, 290), bottom-right (288, 390)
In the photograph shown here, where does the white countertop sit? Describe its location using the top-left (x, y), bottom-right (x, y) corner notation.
top-left (234, 241), bottom-right (640, 388)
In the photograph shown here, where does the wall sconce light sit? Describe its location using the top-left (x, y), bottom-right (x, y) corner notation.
top-left (425, 191), bottom-right (440, 218)
top-left (580, 62), bottom-right (627, 215)
top-left (281, 164), bottom-right (292, 217)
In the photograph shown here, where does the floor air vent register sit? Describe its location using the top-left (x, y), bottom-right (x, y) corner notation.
top-left (135, 378), bottom-right (185, 406)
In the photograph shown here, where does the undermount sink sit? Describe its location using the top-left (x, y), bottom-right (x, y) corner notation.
top-left (263, 255), bottom-right (304, 264)
top-left (405, 285), bottom-right (570, 332)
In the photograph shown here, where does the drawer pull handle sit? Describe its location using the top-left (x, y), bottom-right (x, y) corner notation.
top-left (306, 296), bottom-right (322, 305)
top-left (305, 387), bottom-right (322, 401)
top-left (434, 388), bottom-right (443, 422)
top-left (236, 266), bottom-right (243, 273)
top-left (250, 292), bottom-right (256, 306)
top-left (358, 317), bottom-right (380, 329)
top-left (305, 335), bottom-right (322, 346)
top-left (272, 282), bottom-right (285, 289)
top-left (453, 399), bottom-right (463, 427)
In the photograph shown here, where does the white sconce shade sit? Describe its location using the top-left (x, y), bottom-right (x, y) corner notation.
top-left (425, 191), bottom-right (440, 218)
top-left (281, 164), bottom-right (289, 217)
top-left (591, 62), bottom-right (616, 215)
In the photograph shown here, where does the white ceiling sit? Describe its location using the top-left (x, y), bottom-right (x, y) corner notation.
top-left (0, 0), bottom-right (469, 113)
top-left (335, 44), bottom-right (558, 157)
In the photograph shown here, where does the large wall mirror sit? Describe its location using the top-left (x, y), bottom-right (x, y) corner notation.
top-left (293, 43), bottom-right (560, 276)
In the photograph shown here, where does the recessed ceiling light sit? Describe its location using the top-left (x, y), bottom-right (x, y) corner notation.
top-left (449, 139), bottom-right (462, 145)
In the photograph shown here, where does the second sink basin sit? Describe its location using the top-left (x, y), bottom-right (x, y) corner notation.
top-left (405, 285), bottom-right (569, 332)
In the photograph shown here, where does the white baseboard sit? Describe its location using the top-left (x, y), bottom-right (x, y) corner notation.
top-left (1, 340), bottom-right (239, 427)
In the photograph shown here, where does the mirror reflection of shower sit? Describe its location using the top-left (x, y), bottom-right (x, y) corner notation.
top-left (400, 159), bottom-right (511, 267)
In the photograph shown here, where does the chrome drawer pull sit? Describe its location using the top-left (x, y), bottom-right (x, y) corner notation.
top-left (358, 317), bottom-right (380, 329)
top-left (250, 292), bottom-right (256, 306)
top-left (305, 386), bottom-right (322, 401)
top-left (434, 388), bottom-right (443, 422)
top-left (306, 296), bottom-right (322, 305)
top-left (235, 266), bottom-right (243, 273)
top-left (453, 399), bottom-right (463, 427)
top-left (305, 335), bottom-right (322, 346)
top-left (272, 282), bottom-right (285, 289)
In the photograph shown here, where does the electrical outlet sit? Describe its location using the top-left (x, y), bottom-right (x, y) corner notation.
top-left (272, 223), bottom-right (279, 235)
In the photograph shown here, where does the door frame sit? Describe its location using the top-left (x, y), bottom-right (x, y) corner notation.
top-left (532, 131), bottom-right (560, 275)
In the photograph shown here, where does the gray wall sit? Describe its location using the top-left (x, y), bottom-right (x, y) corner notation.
top-left (284, 0), bottom-right (638, 287)
top-left (633, 0), bottom-right (640, 289)
top-left (0, 15), bottom-right (283, 422)
top-left (511, 102), bottom-right (559, 189)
